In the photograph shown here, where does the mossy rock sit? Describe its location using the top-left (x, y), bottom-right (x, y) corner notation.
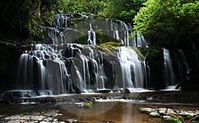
top-left (100, 41), bottom-right (123, 47)
top-left (83, 101), bottom-right (94, 108)
top-left (98, 42), bottom-right (123, 56)
top-left (163, 116), bottom-right (185, 123)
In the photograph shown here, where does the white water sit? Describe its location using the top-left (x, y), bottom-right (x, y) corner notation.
top-left (15, 14), bottom-right (179, 95)
top-left (163, 48), bottom-right (176, 86)
top-left (117, 47), bottom-right (145, 88)
top-left (87, 23), bottom-right (96, 45)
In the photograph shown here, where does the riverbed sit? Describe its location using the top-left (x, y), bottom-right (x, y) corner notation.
top-left (0, 91), bottom-right (199, 123)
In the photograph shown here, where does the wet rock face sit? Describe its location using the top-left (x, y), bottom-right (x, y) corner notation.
top-left (103, 57), bottom-right (115, 89)
top-left (170, 49), bottom-right (199, 90)
top-left (146, 49), bottom-right (165, 90)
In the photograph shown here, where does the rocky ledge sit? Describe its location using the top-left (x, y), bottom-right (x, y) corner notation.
top-left (0, 109), bottom-right (78, 123)
top-left (139, 107), bottom-right (199, 123)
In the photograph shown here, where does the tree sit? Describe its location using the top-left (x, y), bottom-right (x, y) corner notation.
top-left (133, 0), bottom-right (199, 48)
top-left (101, 0), bottom-right (146, 24)
top-left (177, 1), bottom-right (199, 49)
top-left (60, 0), bottom-right (106, 15)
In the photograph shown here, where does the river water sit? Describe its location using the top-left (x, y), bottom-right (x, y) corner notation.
top-left (0, 91), bottom-right (199, 123)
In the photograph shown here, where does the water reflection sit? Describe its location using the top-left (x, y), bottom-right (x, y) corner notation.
top-left (60, 102), bottom-right (147, 122)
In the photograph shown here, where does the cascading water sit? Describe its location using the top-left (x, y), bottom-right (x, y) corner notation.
top-left (172, 49), bottom-right (190, 84)
top-left (117, 47), bottom-right (145, 88)
top-left (132, 34), bottom-right (149, 48)
top-left (87, 23), bottom-right (96, 45)
top-left (163, 48), bottom-right (176, 86)
top-left (15, 13), bottom-right (176, 95)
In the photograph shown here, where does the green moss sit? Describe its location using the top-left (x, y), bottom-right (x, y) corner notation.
top-left (96, 29), bottom-right (105, 44)
top-left (73, 31), bottom-right (88, 44)
top-left (0, 40), bottom-right (15, 46)
top-left (100, 41), bottom-right (123, 47)
top-left (95, 29), bottom-right (124, 45)
top-left (83, 101), bottom-right (94, 108)
top-left (131, 47), bottom-right (144, 59)
top-left (98, 46), bottom-right (115, 56)
top-left (98, 41), bottom-right (122, 55)
top-left (164, 116), bottom-right (185, 123)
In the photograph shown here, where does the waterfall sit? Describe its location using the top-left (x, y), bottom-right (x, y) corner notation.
top-left (132, 34), bottom-right (149, 48)
top-left (64, 44), bottom-right (108, 92)
top-left (17, 44), bottom-right (148, 94)
top-left (15, 13), bottom-right (152, 94)
top-left (117, 47), bottom-right (145, 88)
top-left (173, 49), bottom-right (190, 83)
top-left (43, 13), bottom-right (142, 46)
top-left (87, 23), bottom-right (96, 45)
top-left (17, 53), bottom-right (29, 87)
top-left (163, 48), bottom-right (176, 86)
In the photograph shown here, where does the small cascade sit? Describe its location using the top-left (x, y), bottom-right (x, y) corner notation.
top-left (132, 34), bottom-right (149, 48)
top-left (17, 53), bottom-right (29, 87)
top-left (173, 49), bottom-right (190, 83)
top-left (43, 13), bottom-right (134, 46)
top-left (87, 23), bottom-right (96, 45)
top-left (64, 44), bottom-right (111, 92)
top-left (16, 44), bottom-right (72, 94)
top-left (117, 47), bottom-right (145, 88)
top-left (163, 48), bottom-right (176, 86)
top-left (178, 50), bottom-right (190, 80)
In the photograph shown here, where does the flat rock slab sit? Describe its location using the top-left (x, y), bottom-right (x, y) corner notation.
top-left (0, 109), bottom-right (78, 123)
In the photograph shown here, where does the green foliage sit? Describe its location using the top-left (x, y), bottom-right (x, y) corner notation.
top-left (73, 31), bottom-right (88, 44)
top-left (101, 0), bottom-right (146, 23)
top-left (177, 2), bottom-right (199, 46)
top-left (73, 28), bottom-right (124, 45)
top-left (133, 0), bottom-right (199, 48)
top-left (62, 0), bottom-right (106, 15)
top-left (133, 0), bottom-right (178, 47)
top-left (95, 29), bottom-right (105, 44)
top-left (139, 47), bottom-right (160, 59)
top-left (95, 29), bottom-right (123, 45)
